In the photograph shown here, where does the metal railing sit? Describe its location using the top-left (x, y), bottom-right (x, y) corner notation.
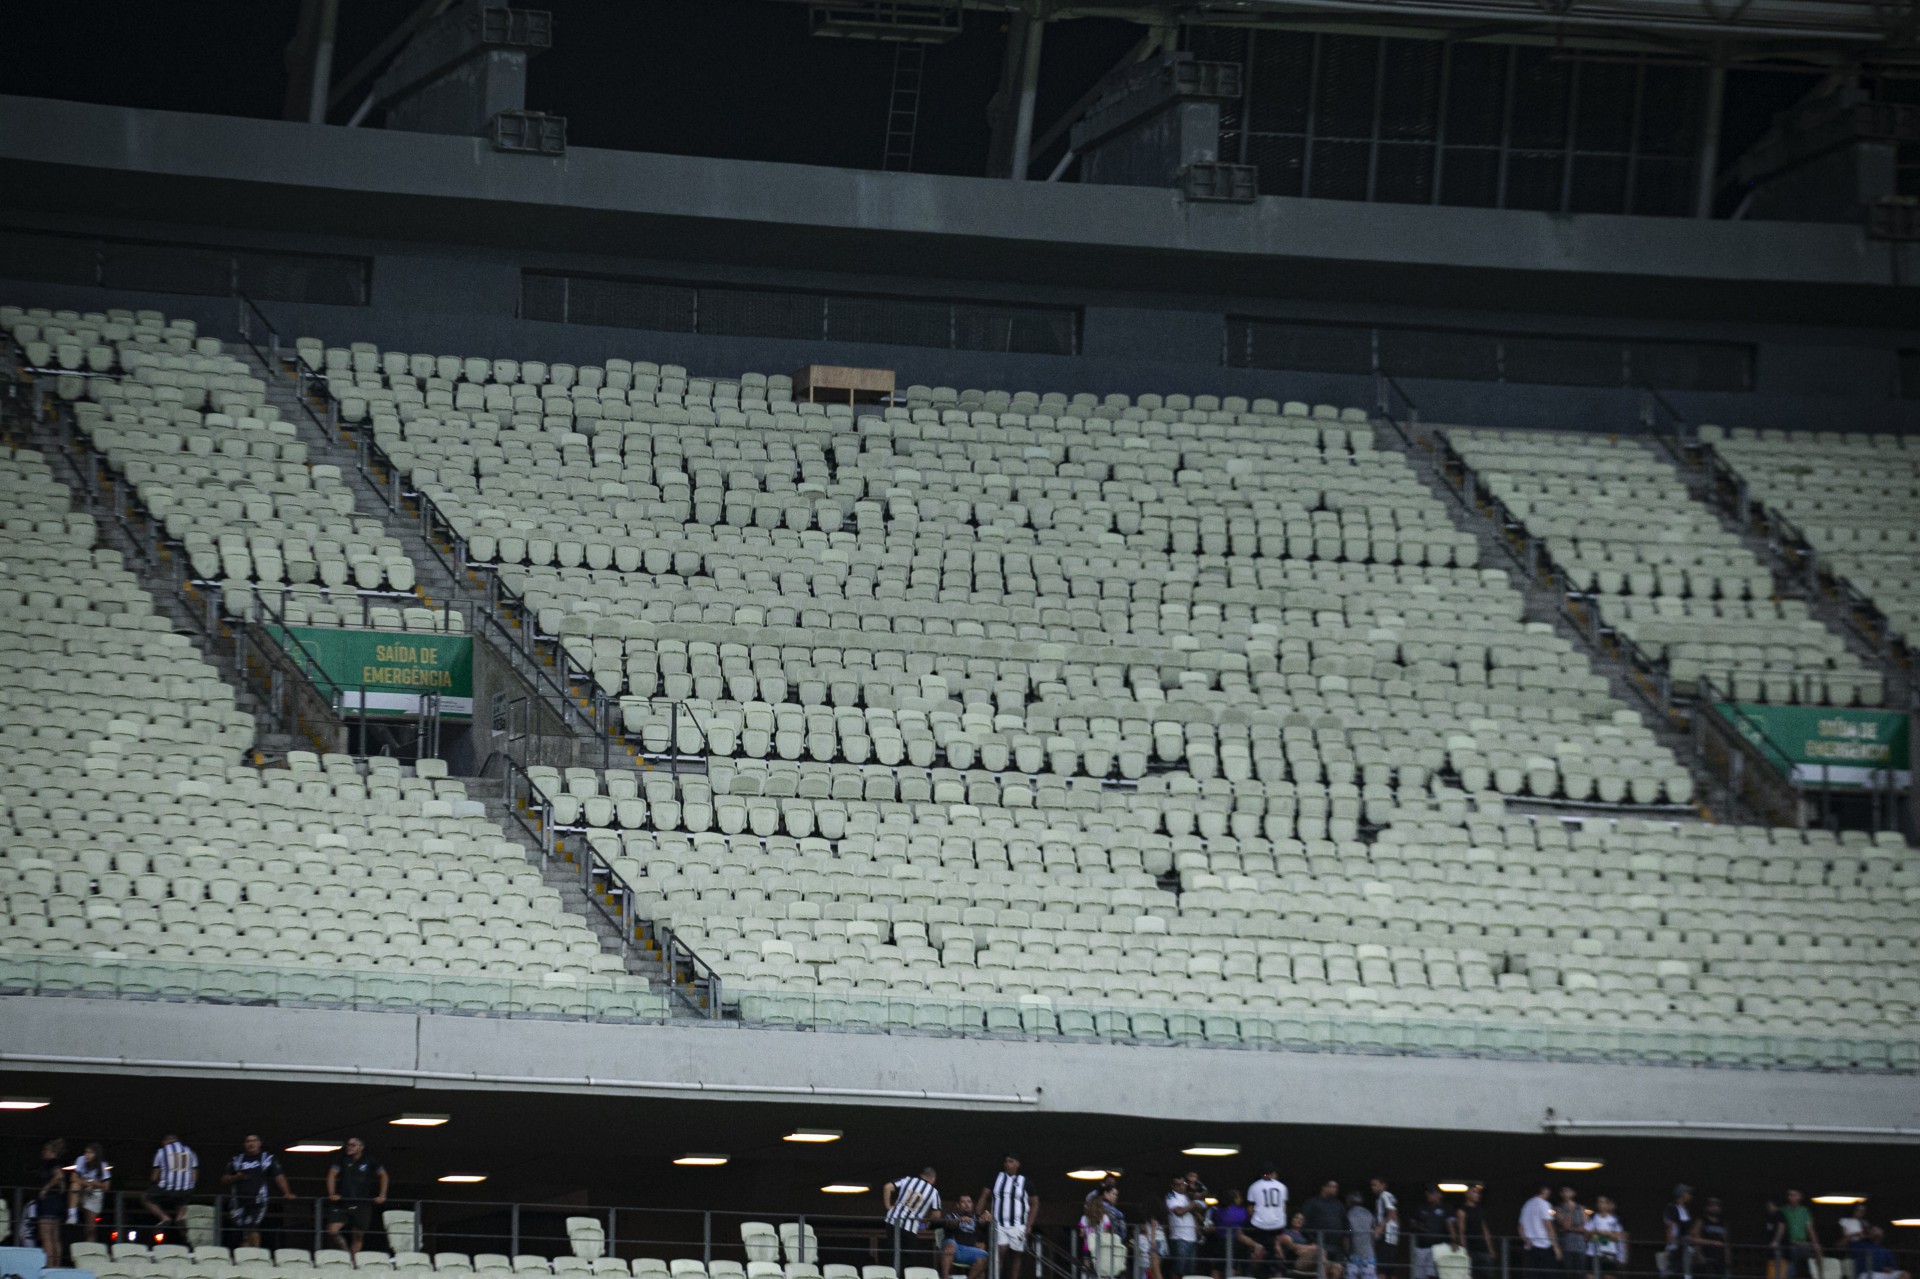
top-left (1400, 411), bottom-right (1804, 827)
top-left (44, 399), bottom-right (351, 755)
top-left (715, 984), bottom-right (1917, 1072)
top-left (9, 1182), bottom-right (1917, 1279)
top-left (0, 950), bottom-right (672, 1026)
top-left (234, 294), bottom-right (613, 763)
top-left (498, 748), bottom-right (722, 1018)
top-left (1675, 432), bottom-right (1912, 702)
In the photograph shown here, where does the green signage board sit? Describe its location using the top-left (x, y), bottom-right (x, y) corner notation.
top-left (1715, 703), bottom-right (1911, 789)
top-left (274, 627), bottom-right (474, 719)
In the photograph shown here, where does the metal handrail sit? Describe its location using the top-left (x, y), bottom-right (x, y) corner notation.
top-left (1681, 428), bottom-right (1912, 690)
top-left (1420, 421), bottom-right (1807, 824)
top-left (233, 291), bottom-right (611, 756)
top-left (502, 750), bottom-right (723, 1018)
top-left (47, 397), bottom-right (352, 754)
top-left (8, 1183), bottom-right (1920, 1279)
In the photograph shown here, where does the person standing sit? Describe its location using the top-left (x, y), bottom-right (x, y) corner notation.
top-left (1248, 1165), bottom-right (1290, 1279)
top-left (1763, 1202), bottom-right (1787, 1279)
top-left (884, 1168), bottom-right (942, 1268)
top-left (1078, 1198), bottom-right (1122, 1279)
top-left (1588, 1198), bottom-right (1626, 1277)
top-left (66, 1143), bottom-right (112, 1241)
top-left (1140, 1216), bottom-right (1169, 1279)
top-left (1347, 1193), bottom-right (1378, 1279)
top-left (983, 1154), bottom-right (1038, 1279)
top-left (221, 1135), bottom-right (295, 1250)
top-left (1302, 1181), bottom-right (1348, 1279)
top-left (1553, 1188), bottom-right (1587, 1276)
top-left (1691, 1199), bottom-right (1730, 1279)
top-left (1410, 1187), bottom-right (1451, 1279)
top-left (1664, 1187), bottom-right (1695, 1279)
top-left (1837, 1203), bottom-right (1871, 1257)
top-left (1519, 1186), bottom-right (1560, 1279)
top-left (144, 1133), bottom-right (199, 1229)
top-left (33, 1139), bottom-right (68, 1266)
top-left (324, 1138), bottom-right (388, 1257)
top-left (1776, 1190), bottom-right (1821, 1279)
top-left (1168, 1174), bottom-right (1203, 1278)
top-left (1371, 1179), bottom-right (1401, 1279)
top-left (1453, 1185), bottom-right (1495, 1279)
top-left (1210, 1187), bottom-right (1257, 1279)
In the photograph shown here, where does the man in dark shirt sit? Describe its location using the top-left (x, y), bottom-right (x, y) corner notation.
top-left (941, 1195), bottom-right (990, 1279)
top-left (1410, 1187), bottom-right (1452, 1279)
top-left (221, 1134), bottom-right (295, 1249)
top-left (1302, 1181), bottom-right (1350, 1272)
top-left (1692, 1198), bottom-right (1731, 1279)
top-left (324, 1138), bottom-right (389, 1257)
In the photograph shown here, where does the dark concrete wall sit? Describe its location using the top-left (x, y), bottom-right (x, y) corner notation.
top-left (4, 94), bottom-right (1917, 434)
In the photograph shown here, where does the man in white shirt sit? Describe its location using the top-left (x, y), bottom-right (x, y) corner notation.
top-left (1588, 1197), bottom-right (1626, 1274)
top-left (1248, 1165), bottom-right (1289, 1279)
top-left (1519, 1186), bottom-right (1560, 1279)
top-left (980, 1154), bottom-right (1038, 1279)
top-left (1167, 1174), bottom-right (1201, 1277)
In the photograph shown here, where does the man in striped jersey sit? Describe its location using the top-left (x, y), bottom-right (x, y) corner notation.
top-left (981, 1155), bottom-right (1039, 1279)
top-left (143, 1134), bottom-right (199, 1229)
top-left (884, 1168), bottom-right (942, 1265)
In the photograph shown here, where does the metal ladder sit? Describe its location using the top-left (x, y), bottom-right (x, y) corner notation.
top-left (881, 41), bottom-right (926, 171)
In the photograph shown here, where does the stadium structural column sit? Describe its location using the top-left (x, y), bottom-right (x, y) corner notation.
top-left (307, 0), bottom-right (339, 124)
top-left (1694, 53), bottom-right (1727, 218)
top-left (1009, 12), bottom-right (1048, 180)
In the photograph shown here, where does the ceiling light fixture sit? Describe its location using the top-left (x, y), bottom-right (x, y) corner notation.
top-left (673, 1154), bottom-right (730, 1167)
top-left (1181, 1144), bottom-right (1240, 1157)
top-left (437, 1175), bottom-right (487, 1184)
top-left (821, 1184), bottom-right (870, 1194)
top-left (785, 1129), bottom-right (844, 1144)
top-left (286, 1143), bottom-right (344, 1154)
top-left (1813, 1196), bottom-right (1865, 1206)
top-left (1438, 1183), bottom-right (1472, 1194)
top-left (1891, 1219), bottom-right (1920, 1228)
top-left (1067, 1169), bottom-right (1111, 1181)
top-left (0, 1097), bottom-right (51, 1111)
top-left (1545, 1160), bottom-right (1604, 1172)
top-left (390, 1114), bottom-right (450, 1127)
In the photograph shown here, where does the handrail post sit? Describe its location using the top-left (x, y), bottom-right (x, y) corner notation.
top-left (512, 1202), bottom-right (521, 1256)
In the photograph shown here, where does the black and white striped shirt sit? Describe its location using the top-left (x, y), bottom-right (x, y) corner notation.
top-left (991, 1172), bottom-right (1031, 1229)
top-left (153, 1141), bottom-right (198, 1192)
top-left (886, 1175), bottom-right (941, 1231)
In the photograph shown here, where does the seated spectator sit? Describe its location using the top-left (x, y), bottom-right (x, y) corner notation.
top-left (1280, 1213), bottom-right (1320, 1277)
top-left (940, 1195), bottom-right (990, 1279)
top-left (1853, 1228), bottom-right (1909, 1279)
top-left (67, 1143), bottom-right (111, 1242)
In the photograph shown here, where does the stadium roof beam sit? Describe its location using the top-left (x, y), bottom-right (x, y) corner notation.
top-left (768, 0), bottom-right (1913, 50)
